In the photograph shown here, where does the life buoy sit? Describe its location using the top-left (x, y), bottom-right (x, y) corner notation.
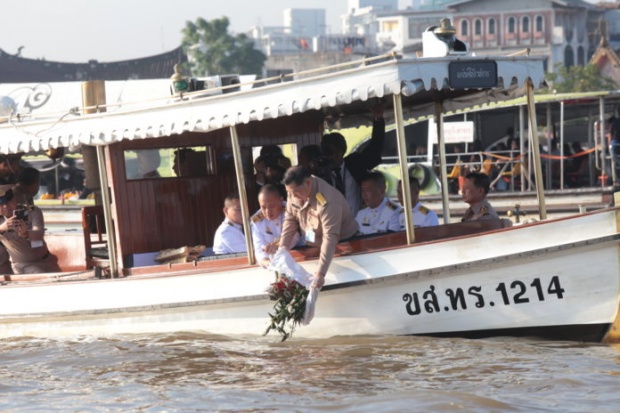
top-left (408, 163), bottom-right (431, 189)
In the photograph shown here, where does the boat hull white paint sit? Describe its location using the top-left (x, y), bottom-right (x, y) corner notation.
top-left (0, 210), bottom-right (618, 340)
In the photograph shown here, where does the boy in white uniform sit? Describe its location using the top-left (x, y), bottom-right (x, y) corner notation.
top-left (355, 171), bottom-right (402, 235)
top-left (397, 176), bottom-right (439, 229)
top-left (250, 184), bottom-right (300, 268)
top-left (213, 193), bottom-right (247, 255)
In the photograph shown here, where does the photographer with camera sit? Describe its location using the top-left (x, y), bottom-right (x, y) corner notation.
top-left (0, 185), bottom-right (60, 274)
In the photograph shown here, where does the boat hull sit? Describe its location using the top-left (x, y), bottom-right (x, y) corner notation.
top-left (0, 209), bottom-right (618, 341)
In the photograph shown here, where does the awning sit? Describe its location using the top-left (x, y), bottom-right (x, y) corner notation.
top-left (0, 56), bottom-right (546, 155)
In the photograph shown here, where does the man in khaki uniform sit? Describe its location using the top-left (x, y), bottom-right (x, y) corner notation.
top-left (279, 165), bottom-right (358, 289)
top-left (461, 172), bottom-right (499, 221)
top-left (0, 185), bottom-right (60, 274)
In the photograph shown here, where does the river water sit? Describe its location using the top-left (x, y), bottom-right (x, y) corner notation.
top-left (1, 333), bottom-right (619, 412)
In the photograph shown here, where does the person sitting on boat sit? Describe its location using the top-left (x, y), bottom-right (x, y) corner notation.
top-left (278, 165), bottom-right (358, 289)
top-left (461, 172), bottom-right (499, 222)
top-left (250, 184), bottom-right (301, 268)
top-left (137, 149), bottom-right (161, 179)
top-left (297, 144), bottom-right (331, 182)
top-left (213, 193), bottom-right (247, 255)
top-left (320, 101), bottom-right (385, 216)
top-left (13, 167), bottom-right (40, 206)
top-left (355, 171), bottom-right (402, 235)
top-left (396, 176), bottom-right (439, 229)
top-left (0, 185), bottom-right (61, 274)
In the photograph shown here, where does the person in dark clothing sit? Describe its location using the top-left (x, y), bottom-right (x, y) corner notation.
top-left (320, 102), bottom-right (386, 215)
top-left (298, 144), bottom-right (331, 182)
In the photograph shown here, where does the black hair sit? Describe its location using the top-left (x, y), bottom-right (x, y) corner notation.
top-left (17, 167), bottom-right (40, 186)
top-left (258, 183), bottom-right (282, 198)
top-left (282, 165), bottom-right (311, 186)
top-left (360, 171), bottom-right (386, 189)
top-left (223, 193), bottom-right (240, 206)
top-left (321, 132), bottom-right (347, 155)
top-left (465, 172), bottom-right (491, 194)
top-left (408, 176), bottom-right (421, 192)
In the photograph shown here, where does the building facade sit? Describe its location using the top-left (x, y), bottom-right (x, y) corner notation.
top-left (451, 0), bottom-right (604, 70)
top-left (284, 9), bottom-right (326, 37)
top-left (375, 0), bottom-right (607, 71)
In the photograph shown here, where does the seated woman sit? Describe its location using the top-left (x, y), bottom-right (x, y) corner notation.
top-left (0, 185), bottom-right (60, 274)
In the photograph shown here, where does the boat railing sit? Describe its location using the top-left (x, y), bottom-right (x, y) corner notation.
top-left (382, 147), bottom-right (602, 192)
top-left (7, 52), bottom-right (401, 124)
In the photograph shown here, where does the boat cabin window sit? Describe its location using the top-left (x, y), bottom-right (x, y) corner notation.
top-left (124, 146), bottom-right (216, 180)
top-left (252, 144), bottom-right (298, 165)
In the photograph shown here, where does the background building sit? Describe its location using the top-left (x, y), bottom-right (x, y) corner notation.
top-left (284, 9), bottom-right (326, 36)
top-left (373, 0), bottom-right (611, 72)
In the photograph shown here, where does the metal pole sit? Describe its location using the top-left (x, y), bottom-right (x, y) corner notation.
top-left (526, 80), bottom-right (547, 220)
top-left (229, 125), bottom-right (255, 264)
top-left (435, 102), bottom-right (451, 223)
top-left (519, 105), bottom-right (526, 191)
top-left (587, 106), bottom-right (594, 187)
top-left (96, 146), bottom-right (118, 277)
top-left (81, 80), bottom-right (118, 277)
top-left (546, 103), bottom-right (552, 190)
top-left (600, 97), bottom-right (611, 187)
top-left (393, 93), bottom-right (415, 244)
top-left (81, 81), bottom-right (105, 205)
top-left (560, 100), bottom-right (564, 189)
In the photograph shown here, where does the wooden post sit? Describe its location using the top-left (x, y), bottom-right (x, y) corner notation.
top-left (526, 79), bottom-right (547, 220)
top-left (81, 80), bottom-right (119, 277)
top-left (393, 93), bottom-right (415, 244)
top-left (229, 125), bottom-right (255, 264)
top-left (435, 102), bottom-right (451, 223)
top-left (81, 81), bottom-right (105, 205)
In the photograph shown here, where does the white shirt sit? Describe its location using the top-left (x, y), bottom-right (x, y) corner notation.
top-left (213, 219), bottom-right (247, 255)
top-left (355, 197), bottom-right (402, 235)
top-left (250, 211), bottom-right (301, 266)
top-left (399, 201), bottom-right (440, 230)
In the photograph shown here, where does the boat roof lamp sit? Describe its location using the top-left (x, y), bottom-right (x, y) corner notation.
top-left (422, 18), bottom-right (467, 58)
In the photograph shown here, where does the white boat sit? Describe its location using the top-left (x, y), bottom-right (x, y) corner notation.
top-left (0, 28), bottom-right (619, 342)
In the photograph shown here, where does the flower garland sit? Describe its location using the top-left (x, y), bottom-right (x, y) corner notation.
top-left (264, 272), bottom-right (309, 341)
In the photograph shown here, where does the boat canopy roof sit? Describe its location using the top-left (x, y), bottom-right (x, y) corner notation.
top-left (0, 54), bottom-right (546, 155)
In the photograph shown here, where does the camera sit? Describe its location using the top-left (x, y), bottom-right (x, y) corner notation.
top-left (13, 205), bottom-right (30, 221)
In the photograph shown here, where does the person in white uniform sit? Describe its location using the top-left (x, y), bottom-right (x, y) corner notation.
top-left (250, 184), bottom-right (301, 268)
top-left (355, 171), bottom-right (402, 235)
top-left (213, 193), bottom-right (247, 255)
top-left (397, 176), bottom-right (439, 229)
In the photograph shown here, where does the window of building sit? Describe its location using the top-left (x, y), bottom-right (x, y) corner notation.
top-left (474, 19), bottom-right (482, 36)
top-left (507, 17), bottom-right (516, 34)
top-left (522, 16), bottom-right (530, 33)
top-left (564, 45), bottom-right (574, 68)
top-left (382, 20), bottom-right (399, 32)
top-left (577, 46), bottom-right (585, 66)
top-left (488, 18), bottom-right (496, 35)
top-left (408, 17), bottom-right (440, 39)
top-left (461, 20), bottom-right (469, 36)
top-left (535, 15), bottom-right (544, 32)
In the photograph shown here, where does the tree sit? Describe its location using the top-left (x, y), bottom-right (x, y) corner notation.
top-left (546, 63), bottom-right (617, 93)
top-left (182, 17), bottom-right (266, 78)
